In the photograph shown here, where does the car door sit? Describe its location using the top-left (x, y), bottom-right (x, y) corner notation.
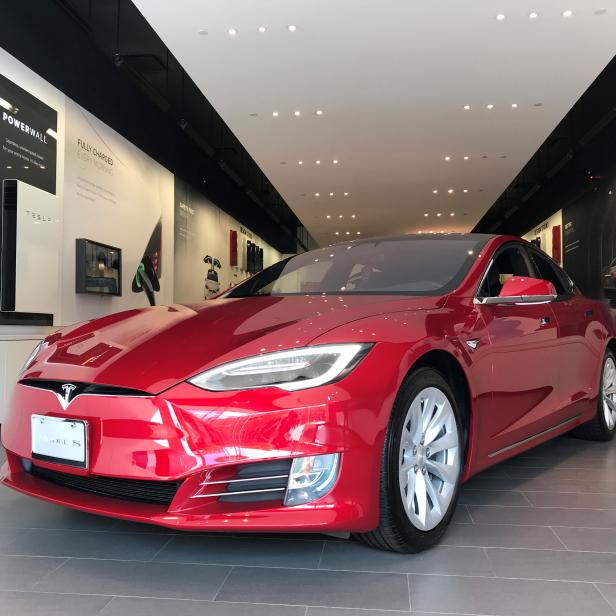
top-left (527, 247), bottom-right (602, 419)
top-left (472, 243), bottom-right (561, 461)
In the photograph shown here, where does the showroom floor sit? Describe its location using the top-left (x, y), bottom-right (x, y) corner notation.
top-left (2, 438), bottom-right (616, 616)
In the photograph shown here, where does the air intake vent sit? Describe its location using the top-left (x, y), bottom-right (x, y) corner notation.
top-left (197, 459), bottom-right (292, 504)
top-left (30, 465), bottom-right (180, 505)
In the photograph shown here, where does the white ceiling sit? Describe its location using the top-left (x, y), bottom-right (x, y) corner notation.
top-left (133, 0), bottom-right (616, 246)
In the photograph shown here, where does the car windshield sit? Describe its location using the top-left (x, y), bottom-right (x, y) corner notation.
top-left (226, 236), bottom-right (484, 297)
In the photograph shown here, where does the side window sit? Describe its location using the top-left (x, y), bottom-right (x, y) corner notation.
top-left (478, 245), bottom-right (532, 298)
top-left (528, 250), bottom-right (569, 295)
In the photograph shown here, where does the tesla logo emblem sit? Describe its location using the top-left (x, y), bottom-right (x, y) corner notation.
top-left (466, 339), bottom-right (480, 352)
top-left (60, 383), bottom-right (77, 408)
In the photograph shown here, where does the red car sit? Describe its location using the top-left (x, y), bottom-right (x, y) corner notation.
top-left (2, 234), bottom-right (615, 552)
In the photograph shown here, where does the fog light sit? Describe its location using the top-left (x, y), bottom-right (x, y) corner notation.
top-left (284, 453), bottom-right (339, 506)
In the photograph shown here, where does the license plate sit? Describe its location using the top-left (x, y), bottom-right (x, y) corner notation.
top-left (31, 414), bottom-right (87, 468)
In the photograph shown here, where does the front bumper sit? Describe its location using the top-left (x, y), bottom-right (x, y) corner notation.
top-left (1, 365), bottom-right (396, 532)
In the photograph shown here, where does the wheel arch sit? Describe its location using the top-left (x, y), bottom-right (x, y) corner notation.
top-left (405, 349), bottom-right (473, 472)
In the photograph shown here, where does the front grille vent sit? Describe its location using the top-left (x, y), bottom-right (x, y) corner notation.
top-left (30, 465), bottom-right (180, 505)
top-left (20, 379), bottom-right (151, 399)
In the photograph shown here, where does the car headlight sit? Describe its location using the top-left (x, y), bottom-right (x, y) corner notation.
top-left (22, 341), bottom-right (44, 372)
top-left (188, 343), bottom-right (372, 392)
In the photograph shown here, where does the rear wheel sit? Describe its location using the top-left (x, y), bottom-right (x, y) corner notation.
top-left (355, 367), bottom-right (463, 552)
top-left (572, 350), bottom-right (616, 441)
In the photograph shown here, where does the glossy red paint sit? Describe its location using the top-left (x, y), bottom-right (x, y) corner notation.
top-left (1, 234), bottom-right (614, 533)
top-left (499, 276), bottom-right (556, 297)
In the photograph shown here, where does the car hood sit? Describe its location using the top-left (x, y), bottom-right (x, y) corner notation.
top-left (24, 294), bottom-right (443, 393)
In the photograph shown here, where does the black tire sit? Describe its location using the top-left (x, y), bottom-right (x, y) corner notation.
top-left (571, 350), bottom-right (616, 442)
top-left (354, 367), bottom-right (464, 552)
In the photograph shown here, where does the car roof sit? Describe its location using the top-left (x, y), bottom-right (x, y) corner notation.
top-left (327, 232), bottom-right (498, 248)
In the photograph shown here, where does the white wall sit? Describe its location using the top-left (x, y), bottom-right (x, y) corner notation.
top-left (174, 178), bottom-right (282, 303)
top-left (61, 99), bottom-right (174, 324)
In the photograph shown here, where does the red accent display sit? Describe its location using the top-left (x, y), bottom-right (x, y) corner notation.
top-left (229, 230), bottom-right (238, 267)
top-left (552, 225), bottom-right (562, 264)
top-left (1, 235), bottom-right (613, 533)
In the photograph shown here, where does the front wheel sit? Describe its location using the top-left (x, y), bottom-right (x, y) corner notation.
top-left (355, 367), bottom-right (463, 552)
top-left (572, 350), bottom-right (616, 441)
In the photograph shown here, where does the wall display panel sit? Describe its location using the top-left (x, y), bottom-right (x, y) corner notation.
top-left (174, 177), bottom-right (282, 304)
top-left (522, 210), bottom-right (563, 264)
top-left (1, 180), bottom-right (60, 314)
top-left (0, 73), bottom-right (57, 195)
top-left (62, 99), bottom-right (174, 323)
top-left (562, 181), bottom-right (616, 303)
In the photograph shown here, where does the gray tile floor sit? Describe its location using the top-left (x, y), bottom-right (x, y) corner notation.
top-left (2, 437), bottom-right (616, 615)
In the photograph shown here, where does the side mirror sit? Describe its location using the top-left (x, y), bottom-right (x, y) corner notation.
top-left (475, 276), bottom-right (557, 305)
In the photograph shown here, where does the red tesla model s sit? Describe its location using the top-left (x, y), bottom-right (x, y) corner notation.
top-left (2, 234), bottom-right (615, 552)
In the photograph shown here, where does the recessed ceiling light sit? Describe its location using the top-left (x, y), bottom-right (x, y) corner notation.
top-left (511, 103), bottom-right (518, 108)
top-left (298, 160), bottom-right (303, 165)
top-left (346, 231), bottom-right (350, 235)
top-left (315, 160), bottom-right (321, 164)
top-left (463, 189), bottom-right (469, 193)
top-left (463, 105), bottom-right (471, 110)
top-left (315, 192), bottom-right (320, 197)
top-left (288, 24), bottom-right (297, 31)
top-left (529, 12), bottom-right (539, 19)
top-left (356, 232), bottom-right (361, 235)
top-left (496, 13), bottom-right (505, 21)
top-left (326, 215), bottom-right (331, 219)
top-left (418, 231), bottom-right (423, 234)
top-left (258, 26), bottom-right (266, 33)
top-left (24, 165), bottom-right (29, 169)
top-left (228, 28), bottom-right (238, 36)
top-left (272, 111), bottom-right (279, 117)
top-left (562, 9), bottom-right (573, 17)
top-left (333, 159), bottom-right (339, 164)
top-left (344, 192), bottom-right (349, 196)
top-left (448, 189), bottom-right (454, 194)
top-left (351, 214), bottom-right (356, 218)
top-left (335, 231), bottom-right (339, 235)
top-left (294, 110), bottom-right (301, 116)
top-left (450, 212), bottom-right (455, 216)
top-left (339, 215), bottom-right (343, 218)
top-left (463, 155), bottom-right (469, 160)
top-left (316, 109), bottom-right (324, 116)
top-left (329, 192), bottom-right (334, 196)
top-left (432, 189), bottom-right (438, 194)
top-left (424, 213), bottom-right (429, 217)
top-left (197, 29), bottom-right (208, 35)
top-left (486, 104), bottom-right (494, 109)
top-left (437, 212), bottom-right (442, 217)
top-left (444, 156), bottom-right (451, 161)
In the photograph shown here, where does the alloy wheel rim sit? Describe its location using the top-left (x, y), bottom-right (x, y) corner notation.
top-left (602, 357), bottom-right (616, 431)
top-left (398, 386), bottom-right (460, 531)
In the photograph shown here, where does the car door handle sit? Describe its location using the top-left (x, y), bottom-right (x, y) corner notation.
top-left (539, 316), bottom-right (550, 325)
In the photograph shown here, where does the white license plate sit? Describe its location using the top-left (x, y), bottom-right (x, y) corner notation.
top-left (31, 414), bottom-right (87, 468)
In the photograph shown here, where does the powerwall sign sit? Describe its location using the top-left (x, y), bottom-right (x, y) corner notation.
top-left (0, 73), bottom-right (58, 195)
